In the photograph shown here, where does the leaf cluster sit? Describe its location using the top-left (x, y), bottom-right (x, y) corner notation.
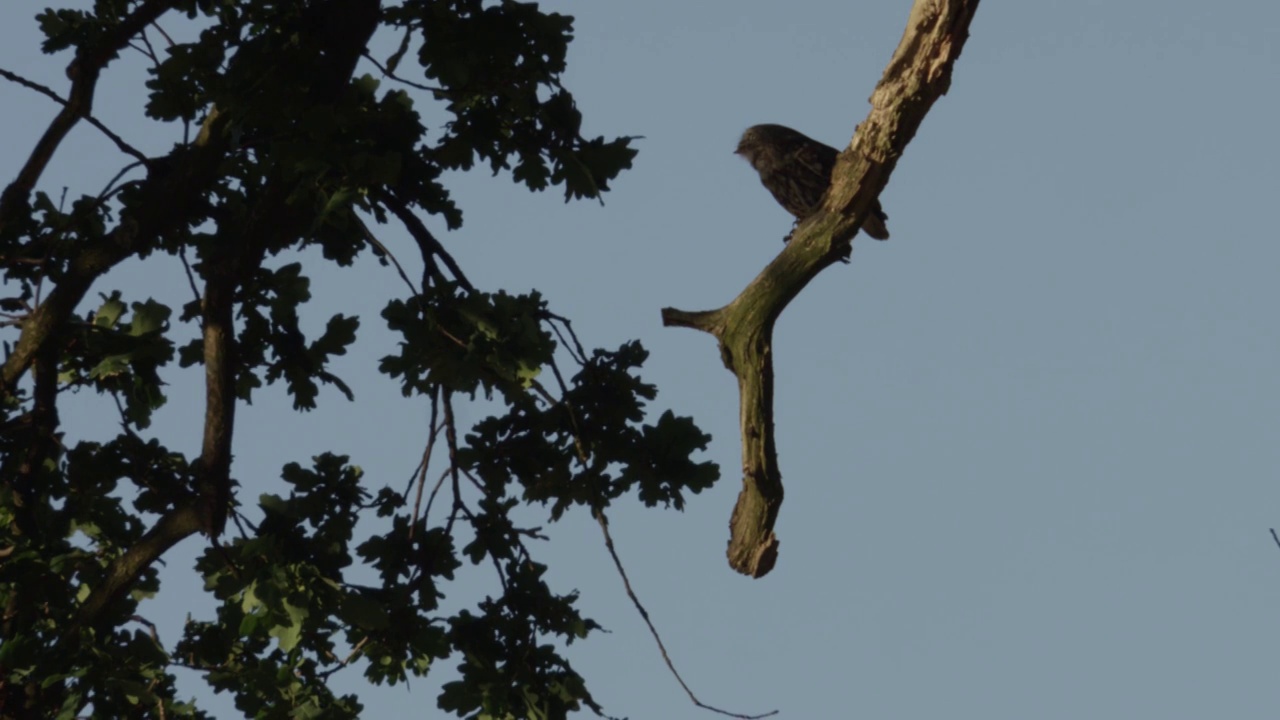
top-left (0, 2), bottom-right (712, 719)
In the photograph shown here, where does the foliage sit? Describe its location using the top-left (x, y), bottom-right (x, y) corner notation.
top-left (0, 1), bottom-right (718, 718)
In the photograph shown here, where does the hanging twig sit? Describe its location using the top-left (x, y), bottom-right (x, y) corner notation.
top-left (408, 388), bottom-right (441, 538)
top-left (593, 511), bottom-right (777, 719)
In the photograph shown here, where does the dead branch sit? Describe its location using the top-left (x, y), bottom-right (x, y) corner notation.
top-left (661, 0), bottom-right (982, 578)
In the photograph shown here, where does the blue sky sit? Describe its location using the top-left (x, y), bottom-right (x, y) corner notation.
top-left (3, 1), bottom-right (1280, 718)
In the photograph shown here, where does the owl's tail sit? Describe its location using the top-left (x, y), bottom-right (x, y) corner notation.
top-left (863, 203), bottom-right (890, 240)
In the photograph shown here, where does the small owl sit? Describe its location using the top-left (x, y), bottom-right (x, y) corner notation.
top-left (735, 124), bottom-right (889, 240)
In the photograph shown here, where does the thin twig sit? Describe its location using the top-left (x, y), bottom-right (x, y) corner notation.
top-left (594, 511), bottom-right (776, 720)
top-left (1270, 528), bottom-right (1280, 551)
top-left (378, 190), bottom-right (473, 292)
top-left (409, 389), bottom-right (441, 539)
top-left (0, 67), bottom-right (149, 164)
top-left (421, 467), bottom-right (450, 531)
top-left (457, 465), bottom-right (485, 494)
top-left (358, 215), bottom-right (420, 295)
top-left (541, 310), bottom-right (589, 365)
top-left (149, 21), bottom-right (176, 48)
top-left (545, 361), bottom-right (591, 465)
top-left (362, 52), bottom-right (447, 94)
top-left (136, 27), bottom-right (160, 64)
top-left (129, 614), bottom-right (164, 650)
top-left (127, 40), bottom-right (155, 64)
top-left (547, 347), bottom-right (772, 717)
top-left (318, 636), bottom-right (370, 680)
top-left (97, 161), bottom-right (146, 202)
top-left (110, 390), bottom-right (133, 432)
top-left (442, 391), bottom-right (463, 536)
top-left (178, 245), bottom-right (201, 305)
top-left (545, 318), bottom-right (585, 367)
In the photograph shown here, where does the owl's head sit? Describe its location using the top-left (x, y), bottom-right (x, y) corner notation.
top-left (734, 124), bottom-right (804, 173)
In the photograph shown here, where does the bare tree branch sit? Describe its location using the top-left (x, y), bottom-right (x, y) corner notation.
top-left (594, 511), bottom-right (778, 720)
top-left (662, 0), bottom-right (982, 578)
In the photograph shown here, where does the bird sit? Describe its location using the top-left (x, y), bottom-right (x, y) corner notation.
top-left (735, 123), bottom-right (889, 240)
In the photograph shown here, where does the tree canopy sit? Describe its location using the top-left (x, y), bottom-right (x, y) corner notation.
top-left (0, 1), bottom-right (718, 717)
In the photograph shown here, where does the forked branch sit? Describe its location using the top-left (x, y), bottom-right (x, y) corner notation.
top-left (661, 0), bottom-right (981, 578)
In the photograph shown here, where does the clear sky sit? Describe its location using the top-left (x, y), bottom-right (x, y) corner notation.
top-left (3, 1), bottom-right (1280, 718)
